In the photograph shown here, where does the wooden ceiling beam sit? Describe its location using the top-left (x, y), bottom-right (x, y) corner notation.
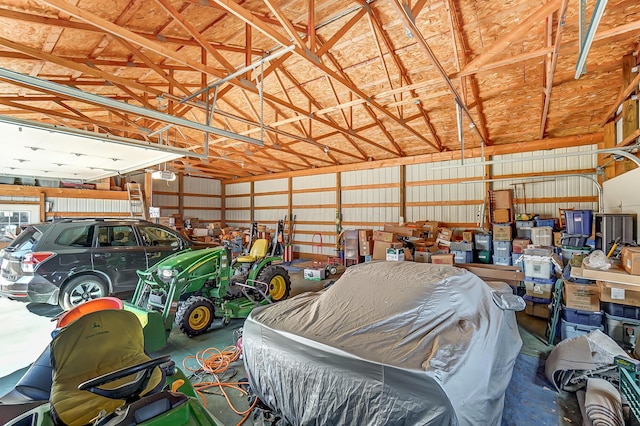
top-left (209, 0), bottom-right (436, 152)
top-left (458, 0), bottom-right (562, 76)
top-left (363, 5), bottom-right (443, 150)
top-left (0, 8), bottom-right (261, 54)
top-left (0, 36), bottom-right (162, 97)
top-left (39, 0), bottom-right (226, 79)
top-left (316, 8), bottom-right (366, 57)
top-left (539, 0), bottom-right (569, 140)
top-left (154, 0), bottom-right (235, 72)
top-left (263, 0), bottom-right (307, 50)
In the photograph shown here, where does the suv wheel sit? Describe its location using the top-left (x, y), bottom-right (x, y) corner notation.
top-left (60, 275), bottom-right (108, 310)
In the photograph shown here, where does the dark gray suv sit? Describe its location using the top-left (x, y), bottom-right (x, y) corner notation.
top-left (0, 218), bottom-right (194, 310)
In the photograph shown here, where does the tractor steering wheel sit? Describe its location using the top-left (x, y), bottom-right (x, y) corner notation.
top-left (78, 355), bottom-right (171, 400)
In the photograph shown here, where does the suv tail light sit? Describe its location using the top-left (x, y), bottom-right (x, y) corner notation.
top-left (22, 252), bottom-right (56, 273)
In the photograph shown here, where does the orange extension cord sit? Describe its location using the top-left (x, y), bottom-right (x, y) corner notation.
top-left (183, 345), bottom-right (258, 426)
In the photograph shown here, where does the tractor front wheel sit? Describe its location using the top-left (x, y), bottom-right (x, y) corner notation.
top-left (175, 296), bottom-right (215, 337)
top-left (257, 266), bottom-right (291, 302)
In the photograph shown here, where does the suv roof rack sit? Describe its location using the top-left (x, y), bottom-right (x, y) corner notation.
top-left (47, 217), bottom-right (151, 223)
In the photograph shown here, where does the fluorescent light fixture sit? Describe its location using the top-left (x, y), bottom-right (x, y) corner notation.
top-left (151, 170), bottom-right (176, 181)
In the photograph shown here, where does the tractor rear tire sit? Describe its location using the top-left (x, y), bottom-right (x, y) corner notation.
top-left (175, 296), bottom-right (215, 337)
top-left (258, 266), bottom-right (291, 302)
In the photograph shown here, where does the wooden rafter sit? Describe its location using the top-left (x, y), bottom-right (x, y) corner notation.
top-left (540, 0), bottom-right (570, 139)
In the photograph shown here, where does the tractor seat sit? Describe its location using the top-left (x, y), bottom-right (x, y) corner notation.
top-left (49, 309), bottom-right (164, 426)
top-left (235, 239), bottom-right (269, 263)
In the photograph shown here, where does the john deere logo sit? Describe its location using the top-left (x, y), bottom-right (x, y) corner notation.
top-left (92, 321), bottom-right (102, 330)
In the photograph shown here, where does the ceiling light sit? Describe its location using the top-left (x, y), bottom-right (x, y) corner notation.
top-left (151, 170), bottom-right (176, 181)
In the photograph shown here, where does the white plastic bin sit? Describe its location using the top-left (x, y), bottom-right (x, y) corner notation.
top-left (523, 255), bottom-right (553, 279)
top-left (531, 226), bottom-right (553, 246)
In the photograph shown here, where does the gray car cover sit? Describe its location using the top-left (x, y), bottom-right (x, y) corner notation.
top-left (243, 261), bottom-right (522, 425)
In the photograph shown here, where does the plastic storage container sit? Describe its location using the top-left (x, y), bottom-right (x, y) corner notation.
top-left (493, 241), bottom-right (512, 257)
top-left (450, 242), bottom-right (473, 251)
top-left (525, 279), bottom-right (554, 299)
top-left (512, 253), bottom-right (523, 265)
top-left (561, 305), bottom-right (603, 327)
top-left (474, 234), bottom-right (492, 251)
top-left (561, 234), bottom-right (588, 247)
top-left (452, 250), bottom-right (473, 263)
top-left (515, 220), bottom-right (534, 239)
top-left (531, 226), bottom-right (553, 246)
top-left (523, 255), bottom-right (553, 279)
top-left (602, 302), bottom-right (640, 320)
top-left (476, 250), bottom-right (491, 264)
top-left (523, 294), bottom-right (552, 304)
top-left (516, 220), bottom-right (535, 229)
top-left (36, 178), bottom-right (60, 188)
top-left (561, 246), bottom-right (591, 263)
top-left (604, 313), bottom-right (640, 349)
top-left (0, 176), bottom-right (15, 185)
top-left (565, 210), bottom-right (593, 235)
top-left (535, 218), bottom-right (556, 228)
top-left (560, 318), bottom-right (604, 341)
top-left (493, 256), bottom-right (512, 266)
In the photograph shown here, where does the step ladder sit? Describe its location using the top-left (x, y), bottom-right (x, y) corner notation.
top-left (545, 278), bottom-right (564, 345)
top-left (126, 182), bottom-right (147, 220)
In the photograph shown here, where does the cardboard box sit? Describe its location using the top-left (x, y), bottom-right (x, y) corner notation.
top-left (414, 251), bottom-right (431, 263)
top-left (359, 229), bottom-right (373, 241)
top-left (564, 280), bottom-right (600, 311)
top-left (437, 228), bottom-right (453, 242)
top-left (403, 248), bottom-right (413, 261)
top-left (373, 230), bottom-right (395, 243)
top-left (431, 253), bottom-right (454, 265)
top-left (372, 241), bottom-right (403, 260)
top-left (384, 224), bottom-right (420, 238)
top-left (598, 280), bottom-right (640, 308)
top-left (553, 232), bottom-right (562, 247)
top-left (621, 247), bottom-right (640, 275)
top-left (304, 268), bottom-right (326, 281)
top-left (462, 231), bottom-right (474, 242)
top-left (493, 209), bottom-right (511, 223)
top-left (572, 265), bottom-right (640, 285)
top-left (493, 224), bottom-right (512, 241)
top-left (512, 239), bottom-right (531, 254)
top-left (386, 248), bottom-right (405, 261)
top-left (525, 300), bottom-right (549, 319)
top-left (420, 221), bottom-right (440, 241)
top-left (359, 239), bottom-right (373, 256)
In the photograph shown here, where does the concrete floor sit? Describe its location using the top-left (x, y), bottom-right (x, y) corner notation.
top-left (0, 267), bottom-right (585, 426)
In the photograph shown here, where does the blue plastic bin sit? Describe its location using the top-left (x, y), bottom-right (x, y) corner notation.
top-left (535, 218), bottom-right (556, 228)
top-left (452, 250), bottom-right (473, 263)
top-left (561, 305), bottom-right (603, 327)
top-left (565, 210), bottom-right (593, 235)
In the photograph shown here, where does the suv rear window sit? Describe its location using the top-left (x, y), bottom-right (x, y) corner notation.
top-left (6, 226), bottom-right (43, 253)
top-left (55, 225), bottom-right (94, 247)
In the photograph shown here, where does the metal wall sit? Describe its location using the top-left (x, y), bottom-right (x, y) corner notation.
top-left (254, 178), bottom-right (288, 224)
top-left (225, 181), bottom-right (251, 225)
top-left (341, 167), bottom-right (400, 227)
top-left (293, 173), bottom-right (336, 256)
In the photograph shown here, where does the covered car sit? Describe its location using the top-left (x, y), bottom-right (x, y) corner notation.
top-left (243, 261), bottom-right (522, 425)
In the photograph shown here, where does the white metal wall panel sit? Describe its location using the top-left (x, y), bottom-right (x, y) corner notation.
top-left (254, 210), bottom-right (287, 224)
top-left (225, 196), bottom-right (250, 208)
top-left (184, 209), bottom-right (217, 221)
top-left (184, 176), bottom-right (220, 194)
top-left (225, 210), bottom-right (250, 225)
top-left (293, 192), bottom-right (335, 206)
top-left (153, 194), bottom-right (178, 209)
top-left (341, 166), bottom-right (399, 186)
top-left (225, 182), bottom-right (251, 196)
top-left (152, 178), bottom-right (179, 193)
top-left (48, 197), bottom-right (129, 215)
top-left (293, 173), bottom-right (335, 190)
top-left (254, 194), bottom-right (287, 207)
top-left (184, 195), bottom-right (218, 208)
top-left (255, 178), bottom-right (287, 193)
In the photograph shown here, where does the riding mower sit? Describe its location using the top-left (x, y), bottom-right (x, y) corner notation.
top-left (0, 298), bottom-right (221, 426)
top-left (124, 238), bottom-right (292, 352)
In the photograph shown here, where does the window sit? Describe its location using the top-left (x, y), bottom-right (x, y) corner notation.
top-left (0, 210), bottom-right (30, 240)
top-left (97, 225), bottom-right (137, 247)
top-left (56, 226), bottom-right (94, 247)
top-left (138, 225), bottom-right (181, 247)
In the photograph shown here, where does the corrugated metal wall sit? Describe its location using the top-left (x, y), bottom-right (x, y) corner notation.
top-left (254, 178), bottom-right (288, 224)
top-left (225, 182), bottom-right (251, 226)
top-left (293, 173), bottom-right (336, 256)
top-left (342, 167), bottom-right (399, 227)
top-left (183, 176), bottom-right (220, 221)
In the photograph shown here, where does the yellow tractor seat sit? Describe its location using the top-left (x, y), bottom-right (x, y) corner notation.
top-left (235, 238), bottom-right (269, 263)
top-left (49, 309), bottom-right (164, 426)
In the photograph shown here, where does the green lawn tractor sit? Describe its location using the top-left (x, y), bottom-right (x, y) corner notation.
top-left (124, 239), bottom-right (291, 352)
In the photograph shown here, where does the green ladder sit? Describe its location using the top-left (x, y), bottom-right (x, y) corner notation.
top-left (545, 279), bottom-right (564, 345)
